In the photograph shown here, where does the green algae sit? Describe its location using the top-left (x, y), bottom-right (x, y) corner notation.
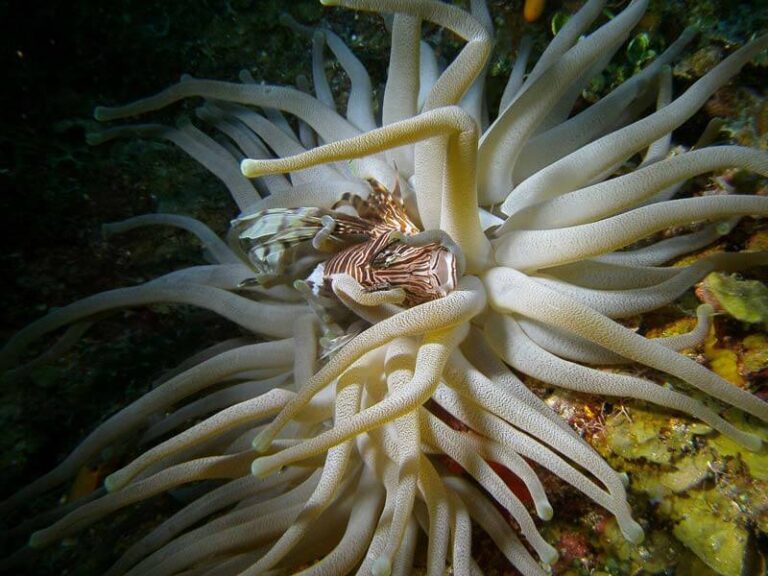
top-left (711, 411), bottom-right (768, 481)
top-left (597, 401), bottom-right (768, 575)
top-left (601, 519), bottom-right (682, 575)
top-left (669, 489), bottom-right (750, 576)
top-left (604, 404), bottom-right (712, 465)
top-left (703, 272), bottom-right (768, 325)
top-left (743, 334), bottom-right (768, 378)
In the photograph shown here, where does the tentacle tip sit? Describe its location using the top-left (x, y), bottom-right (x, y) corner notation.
top-left (541, 545), bottom-right (559, 566)
top-left (250, 458), bottom-right (271, 479)
top-left (101, 223), bottom-right (115, 240)
top-left (371, 556), bottom-right (392, 576)
top-left (85, 131), bottom-right (107, 146)
top-left (623, 521), bottom-right (645, 545)
top-left (319, 0), bottom-right (337, 5)
top-left (619, 471), bottom-right (630, 487)
top-left (697, 303), bottom-right (715, 316)
top-left (389, 288), bottom-right (407, 304)
top-left (103, 472), bottom-right (125, 493)
top-left (293, 279), bottom-right (311, 295)
top-left (93, 106), bottom-right (109, 122)
top-left (537, 502), bottom-right (554, 521)
top-left (241, 159), bottom-right (262, 178)
top-left (681, 25), bottom-right (697, 38)
top-left (740, 434), bottom-right (763, 452)
top-left (252, 431), bottom-right (273, 453)
top-left (28, 532), bottom-right (46, 549)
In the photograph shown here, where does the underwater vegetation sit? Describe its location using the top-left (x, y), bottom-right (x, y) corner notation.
top-left (2, 0), bottom-right (768, 574)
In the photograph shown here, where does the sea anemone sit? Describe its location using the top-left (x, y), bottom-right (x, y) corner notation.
top-left (2, 0), bottom-right (767, 574)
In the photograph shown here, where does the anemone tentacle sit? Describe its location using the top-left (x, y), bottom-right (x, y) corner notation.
top-left (3, 1), bottom-right (767, 575)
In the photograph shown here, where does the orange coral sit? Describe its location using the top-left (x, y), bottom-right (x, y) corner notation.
top-left (524, 0), bottom-right (546, 22)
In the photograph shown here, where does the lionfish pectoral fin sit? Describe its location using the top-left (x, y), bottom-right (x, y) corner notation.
top-left (237, 277), bottom-right (261, 288)
top-left (319, 320), bottom-right (367, 360)
top-left (238, 273), bottom-right (281, 288)
top-left (293, 278), bottom-right (340, 327)
top-left (390, 172), bottom-right (403, 200)
top-left (332, 192), bottom-right (369, 215)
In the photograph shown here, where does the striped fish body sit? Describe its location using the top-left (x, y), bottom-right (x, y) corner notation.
top-left (232, 207), bottom-right (373, 285)
top-left (232, 179), bottom-right (457, 306)
top-left (324, 233), bottom-right (457, 306)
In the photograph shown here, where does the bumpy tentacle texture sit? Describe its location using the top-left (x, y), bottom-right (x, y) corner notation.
top-left (2, 1), bottom-right (767, 575)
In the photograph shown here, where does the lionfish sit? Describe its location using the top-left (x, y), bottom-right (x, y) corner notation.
top-left (232, 179), bottom-right (459, 308)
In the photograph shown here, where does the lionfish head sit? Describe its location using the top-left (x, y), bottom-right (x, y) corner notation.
top-left (372, 239), bottom-right (458, 306)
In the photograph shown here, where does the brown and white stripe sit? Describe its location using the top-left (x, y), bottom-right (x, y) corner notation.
top-left (324, 232), bottom-right (457, 306)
